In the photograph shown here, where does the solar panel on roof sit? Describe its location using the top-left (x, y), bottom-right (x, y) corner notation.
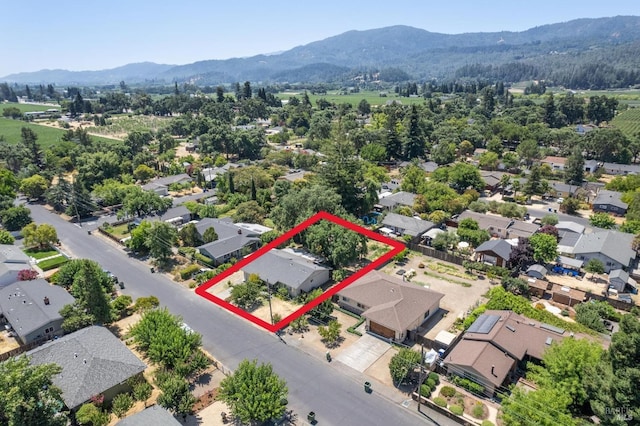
top-left (467, 314), bottom-right (500, 334)
top-left (540, 323), bottom-right (565, 335)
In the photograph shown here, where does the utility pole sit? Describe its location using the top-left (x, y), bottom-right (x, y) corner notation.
top-left (417, 342), bottom-right (426, 413)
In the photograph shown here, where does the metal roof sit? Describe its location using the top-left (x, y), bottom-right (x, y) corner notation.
top-left (467, 314), bottom-right (500, 334)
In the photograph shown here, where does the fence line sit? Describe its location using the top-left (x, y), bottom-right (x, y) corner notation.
top-left (408, 243), bottom-right (465, 266)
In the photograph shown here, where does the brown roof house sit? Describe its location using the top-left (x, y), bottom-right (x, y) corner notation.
top-left (444, 310), bottom-right (567, 396)
top-left (337, 271), bottom-right (444, 342)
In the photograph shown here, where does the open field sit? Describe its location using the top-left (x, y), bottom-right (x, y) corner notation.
top-left (88, 115), bottom-right (172, 138)
top-left (276, 91), bottom-right (427, 107)
top-left (611, 107), bottom-right (640, 138)
top-left (0, 118), bottom-right (115, 147)
top-left (0, 102), bottom-right (61, 114)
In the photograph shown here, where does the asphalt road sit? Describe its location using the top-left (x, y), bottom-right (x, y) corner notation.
top-left (28, 203), bottom-right (453, 426)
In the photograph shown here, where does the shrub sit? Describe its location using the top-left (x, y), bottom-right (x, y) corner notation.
top-left (134, 296), bottom-right (160, 312)
top-left (440, 386), bottom-right (456, 398)
top-left (112, 393), bottom-right (134, 418)
top-left (472, 402), bottom-right (487, 419)
top-left (449, 405), bottom-right (464, 416)
top-left (194, 252), bottom-right (215, 267)
top-left (179, 264), bottom-right (201, 280)
top-left (420, 384), bottom-right (431, 397)
top-left (426, 378), bottom-right (436, 390)
top-left (451, 376), bottom-right (484, 395)
top-left (481, 421), bottom-right (495, 426)
top-left (433, 396), bottom-right (447, 407)
top-left (428, 372), bottom-right (440, 385)
top-left (133, 381), bottom-right (153, 402)
top-left (112, 295), bottom-right (133, 316)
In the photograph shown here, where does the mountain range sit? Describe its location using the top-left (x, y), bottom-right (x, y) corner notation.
top-left (3, 16), bottom-right (640, 87)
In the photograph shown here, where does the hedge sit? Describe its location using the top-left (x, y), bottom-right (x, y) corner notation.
top-left (194, 253), bottom-right (215, 268)
top-left (38, 255), bottom-right (69, 271)
top-left (180, 264), bottom-right (201, 280)
top-left (347, 317), bottom-right (366, 336)
top-left (451, 376), bottom-right (484, 395)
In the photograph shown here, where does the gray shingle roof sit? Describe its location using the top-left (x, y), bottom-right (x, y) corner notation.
top-left (27, 326), bottom-right (147, 410)
top-left (0, 279), bottom-right (75, 339)
top-left (381, 213), bottom-right (434, 237)
top-left (0, 245), bottom-right (30, 264)
top-left (338, 271), bottom-right (444, 332)
top-left (117, 405), bottom-right (181, 425)
top-left (573, 230), bottom-right (635, 267)
top-left (378, 191), bottom-right (416, 208)
top-left (198, 234), bottom-right (259, 260)
top-left (603, 162), bottom-right (640, 174)
top-left (556, 221), bottom-right (585, 234)
top-left (242, 249), bottom-right (331, 290)
top-left (609, 269), bottom-right (629, 283)
top-left (141, 173), bottom-right (191, 189)
top-left (593, 190), bottom-right (628, 210)
top-left (475, 239), bottom-right (514, 261)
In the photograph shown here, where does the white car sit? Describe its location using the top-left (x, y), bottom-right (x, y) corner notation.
top-left (557, 197), bottom-right (564, 204)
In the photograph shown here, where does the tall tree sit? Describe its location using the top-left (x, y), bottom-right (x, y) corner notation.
top-left (529, 233), bottom-right (558, 263)
top-left (219, 359), bottom-right (288, 425)
top-left (564, 147), bottom-right (585, 185)
top-left (0, 357), bottom-right (67, 426)
top-left (146, 221), bottom-right (178, 262)
top-left (404, 105), bottom-right (425, 159)
top-left (67, 259), bottom-right (113, 324)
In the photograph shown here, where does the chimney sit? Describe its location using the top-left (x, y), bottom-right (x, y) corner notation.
top-left (43, 297), bottom-right (50, 305)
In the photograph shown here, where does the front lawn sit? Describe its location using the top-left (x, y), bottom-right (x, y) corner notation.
top-left (23, 247), bottom-right (59, 260)
top-left (38, 255), bottom-right (69, 271)
top-left (104, 223), bottom-right (131, 240)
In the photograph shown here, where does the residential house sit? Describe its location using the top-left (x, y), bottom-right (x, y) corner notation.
top-left (117, 405), bottom-right (181, 425)
top-left (526, 264), bottom-right (548, 280)
top-left (572, 230), bottom-right (636, 273)
top-left (201, 163), bottom-right (242, 187)
top-left (455, 211), bottom-right (538, 239)
top-left (444, 310), bottom-right (567, 396)
top-left (196, 218), bottom-right (262, 265)
top-left (337, 271), bottom-right (444, 342)
top-left (141, 173), bottom-right (192, 196)
top-left (474, 239), bottom-right (515, 268)
top-left (0, 245), bottom-right (31, 288)
top-left (541, 156), bottom-right (567, 171)
top-left (420, 161), bottom-right (439, 174)
top-left (584, 159), bottom-right (599, 173)
top-left (602, 162), bottom-right (640, 176)
top-left (556, 221), bottom-right (585, 254)
top-left (28, 326), bottom-right (147, 411)
top-left (548, 181), bottom-right (581, 198)
top-left (480, 171), bottom-right (507, 193)
top-left (592, 189), bottom-right (628, 216)
top-left (160, 205), bottom-right (191, 227)
top-left (380, 213), bottom-right (435, 242)
top-left (377, 191), bottom-right (417, 211)
top-left (576, 124), bottom-right (597, 135)
top-left (608, 269), bottom-right (638, 293)
top-left (0, 279), bottom-right (75, 345)
top-left (242, 248), bottom-right (331, 297)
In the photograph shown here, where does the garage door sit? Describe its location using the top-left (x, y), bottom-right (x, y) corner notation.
top-left (369, 321), bottom-right (395, 339)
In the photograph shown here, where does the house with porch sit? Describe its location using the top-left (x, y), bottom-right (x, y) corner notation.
top-left (380, 213), bottom-right (435, 242)
top-left (195, 218), bottom-right (262, 265)
top-left (336, 271), bottom-right (444, 342)
top-left (242, 249), bottom-right (331, 297)
top-left (474, 239), bottom-right (515, 268)
top-left (0, 279), bottom-right (75, 345)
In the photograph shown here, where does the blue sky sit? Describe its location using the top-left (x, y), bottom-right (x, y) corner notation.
top-left (2, 0), bottom-right (637, 77)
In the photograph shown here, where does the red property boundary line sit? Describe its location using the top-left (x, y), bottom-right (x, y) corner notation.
top-left (195, 211), bottom-right (405, 333)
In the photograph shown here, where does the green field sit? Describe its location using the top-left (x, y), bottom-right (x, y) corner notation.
top-left (0, 102), bottom-right (61, 114)
top-left (611, 107), bottom-right (640, 138)
top-left (0, 118), bottom-right (116, 147)
top-left (276, 91), bottom-right (428, 107)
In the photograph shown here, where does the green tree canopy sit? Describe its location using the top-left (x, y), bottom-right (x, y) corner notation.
top-left (304, 220), bottom-right (368, 268)
top-left (589, 213), bottom-right (617, 230)
top-left (529, 233), bottom-right (558, 263)
top-left (19, 174), bottom-right (49, 200)
top-left (219, 359), bottom-right (288, 425)
top-left (0, 356), bottom-right (67, 426)
top-left (1, 205), bottom-right (32, 231)
top-left (389, 348), bottom-right (421, 385)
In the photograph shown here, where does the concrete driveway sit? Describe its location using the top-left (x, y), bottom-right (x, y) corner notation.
top-left (336, 333), bottom-right (392, 372)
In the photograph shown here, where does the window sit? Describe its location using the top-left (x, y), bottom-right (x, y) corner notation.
top-left (342, 297), bottom-right (350, 302)
top-left (357, 303), bottom-right (366, 309)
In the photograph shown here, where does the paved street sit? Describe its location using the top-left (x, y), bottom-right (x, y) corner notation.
top-left (27, 203), bottom-right (456, 426)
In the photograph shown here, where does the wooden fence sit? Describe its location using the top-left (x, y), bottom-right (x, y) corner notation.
top-left (408, 243), bottom-right (466, 266)
top-left (0, 339), bottom-right (46, 362)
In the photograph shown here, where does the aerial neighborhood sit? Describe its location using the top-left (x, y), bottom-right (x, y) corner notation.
top-left (2, 13), bottom-right (640, 426)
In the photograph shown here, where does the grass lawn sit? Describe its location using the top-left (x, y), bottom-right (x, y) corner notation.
top-left (23, 247), bottom-right (59, 260)
top-left (276, 90), bottom-right (427, 107)
top-left (38, 255), bottom-right (68, 271)
top-left (105, 223), bottom-right (131, 240)
top-left (0, 118), bottom-right (116, 148)
top-left (0, 102), bottom-right (61, 114)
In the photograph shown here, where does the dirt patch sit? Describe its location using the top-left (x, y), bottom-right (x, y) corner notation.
top-left (108, 313), bottom-right (142, 339)
top-left (464, 396), bottom-right (489, 420)
top-left (0, 330), bottom-right (20, 354)
top-left (251, 297), bottom-right (303, 324)
top-left (364, 345), bottom-right (398, 387)
top-left (287, 310), bottom-right (361, 356)
top-left (176, 142), bottom-right (200, 160)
